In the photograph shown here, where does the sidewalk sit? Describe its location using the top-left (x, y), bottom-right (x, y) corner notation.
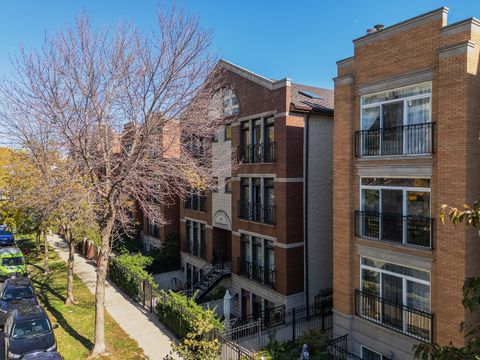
top-left (47, 235), bottom-right (177, 360)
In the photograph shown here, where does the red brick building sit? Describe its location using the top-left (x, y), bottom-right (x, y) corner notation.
top-left (332, 7), bottom-right (480, 359)
top-left (180, 60), bottom-right (334, 318)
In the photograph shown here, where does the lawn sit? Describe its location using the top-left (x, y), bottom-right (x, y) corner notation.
top-left (16, 235), bottom-right (146, 360)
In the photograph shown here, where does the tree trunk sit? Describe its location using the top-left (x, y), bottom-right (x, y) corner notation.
top-left (43, 229), bottom-right (50, 274)
top-left (35, 231), bottom-right (41, 252)
top-left (65, 225), bottom-right (77, 305)
top-left (91, 213), bottom-right (115, 356)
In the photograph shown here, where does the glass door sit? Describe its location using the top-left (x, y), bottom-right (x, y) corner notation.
top-left (252, 178), bottom-right (261, 221)
top-left (381, 189), bottom-right (403, 243)
top-left (406, 191), bottom-right (431, 247)
top-left (381, 273), bottom-right (403, 330)
top-left (382, 101), bottom-right (404, 155)
top-left (361, 189), bottom-right (379, 238)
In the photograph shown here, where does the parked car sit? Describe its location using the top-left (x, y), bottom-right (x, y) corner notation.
top-left (0, 277), bottom-right (38, 326)
top-left (4, 305), bottom-right (58, 360)
top-left (0, 230), bottom-right (15, 246)
top-left (20, 351), bottom-right (63, 359)
top-left (0, 247), bottom-right (26, 281)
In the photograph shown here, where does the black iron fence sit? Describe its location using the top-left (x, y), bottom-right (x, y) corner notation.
top-left (237, 258), bottom-right (276, 289)
top-left (237, 201), bottom-right (275, 225)
top-left (355, 122), bottom-right (435, 157)
top-left (355, 210), bottom-right (433, 248)
top-left (355, 289), bottom-right (434, 342)
top-left (237, 142), bottom-right (275, 163)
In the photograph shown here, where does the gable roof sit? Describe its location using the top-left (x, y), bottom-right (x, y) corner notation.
top-left (217, 60), bottom-right (334, 114)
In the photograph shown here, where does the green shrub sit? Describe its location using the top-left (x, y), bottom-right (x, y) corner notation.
top-left (109, 253), bottom-right (154, 300)
top-left (155, 290), bottom-right (222, 340)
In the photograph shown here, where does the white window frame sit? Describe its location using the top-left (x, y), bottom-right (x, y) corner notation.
top-left (359, 177), bottom-right (431, 246)
top-left (360, 82), bottom-right (432, 157)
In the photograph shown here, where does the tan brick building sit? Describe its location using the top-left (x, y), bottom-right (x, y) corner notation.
top-left (332, 7), bottom-right (480, 359)
top-left (180, 60), bottom-right (334, 319)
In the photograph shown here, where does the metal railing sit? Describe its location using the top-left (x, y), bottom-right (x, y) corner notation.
top-left (237, 201), bottom-right (275, 224)
top-left (355, 122), bottom-right (435, 157)
top-left (355, 289), bottom-right (433, 342)
top-left (237, 142), bottom-right (275, 163)
top-left (355, 210), bottom-right (433, 248)
top-left (237, 257), bottom-right (275, 289)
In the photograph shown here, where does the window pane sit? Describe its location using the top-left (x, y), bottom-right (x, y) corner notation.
top-left (361, 269), bottom-right (380, 294)
top-left (361, 178), bottom-right (430, 188)
top-left (382, 273), bottom-right (403, 329)
top-left (224, 124), bottom-right (232, 140)
top-left (362, 347), bottom-right (382, 360)
top-left (361, 257), bottom-right (430, 281)
top-left (407, 97), bottom-right (430, 125)
top-left (361, 106), bottom-right (380, 131)
top-left (362, 83), bottom-right (432, 105)
top-left (407, 281), bottom-right (431, 339)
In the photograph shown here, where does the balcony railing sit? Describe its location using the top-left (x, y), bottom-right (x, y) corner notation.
top-left (237, 201), bottom-right (275, 225)
top-left (355, 289), bottom-right (433, 342)
top-left (355, 122), bottom-right (435, 157)
top-left (355, 211), bottom-right (433, 248)
top-left (238, 257), bottom-right (275, 289)
top-left (184, 193), bottom-right (206, 212)
top-left (186, 239), bottom-right (206, 259)
top-left (237, 142), bottom-right (275, 163)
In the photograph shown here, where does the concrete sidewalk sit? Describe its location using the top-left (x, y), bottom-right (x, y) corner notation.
top-left (47, 235), bottom-right (177, 360)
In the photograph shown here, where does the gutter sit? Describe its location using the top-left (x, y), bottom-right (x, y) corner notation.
top-left (304, 112), bottom-right (310, 311)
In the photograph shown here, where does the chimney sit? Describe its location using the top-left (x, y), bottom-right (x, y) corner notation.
top-left (374, 24), bottom-right (385, 31)
top-left (366, 28), bottom-right (377, 35)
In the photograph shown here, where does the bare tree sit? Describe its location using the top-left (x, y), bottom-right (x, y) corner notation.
top-left (0, 5), bottom-right (227, 355)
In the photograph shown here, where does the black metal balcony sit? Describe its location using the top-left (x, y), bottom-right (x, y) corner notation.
top-left (237, 201), bottom-right (275, 224)
top-left (237, 142), bottom-right (275, 163)
top-left (355, 211), bottom-right (433, 248)
top-left (355, 289), bottom-right (433, 342)
top-left (355, 122), bottom-right (435, 157)
top-left (238, 258), bottom-right (275, 289)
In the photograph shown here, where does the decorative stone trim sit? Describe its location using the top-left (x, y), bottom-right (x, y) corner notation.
top-left (438, 40), bottom-right (476, 59)
top-left (441, 17), bottom-right (480, 37)
top-left (357, 69), bottom-right (433, 96)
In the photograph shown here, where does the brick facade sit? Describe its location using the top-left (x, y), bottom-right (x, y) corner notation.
top-left (333, 7), bottom-right (480, 358)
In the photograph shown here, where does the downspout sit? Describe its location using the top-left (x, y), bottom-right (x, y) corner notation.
top-left (304, 112), bottom-right (310, 310)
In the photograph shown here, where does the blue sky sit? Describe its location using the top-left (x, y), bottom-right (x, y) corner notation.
top-left (1, 1), bottom-right (479, 89)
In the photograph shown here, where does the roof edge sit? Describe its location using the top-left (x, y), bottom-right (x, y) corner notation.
top-left (217, 59), bottom-right (291, 90)
top-left (353, 7), bottom-right (448, 47)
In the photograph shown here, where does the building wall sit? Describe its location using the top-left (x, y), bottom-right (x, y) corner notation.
top-left (333, 7), bottom-right (480, 359)
top-left (305, 113), bottom-right (333, 306)
top-left (212, 125), bottom-right (232, 231)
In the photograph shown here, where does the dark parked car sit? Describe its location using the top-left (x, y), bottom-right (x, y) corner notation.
top-left (4, 306), bottom-right (58, 360)
top-left (0, 277), bottom-right (38, 326)
top-left (20, 351), bottom-right (63, 359)
top-left (0, 231), bottom-right (14, 246)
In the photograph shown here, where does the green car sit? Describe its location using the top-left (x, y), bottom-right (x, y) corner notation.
top-left (0, 247), bottom-right (26, 280)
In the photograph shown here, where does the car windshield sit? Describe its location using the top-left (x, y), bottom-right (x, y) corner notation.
top-left (2, 257), bottom-right (24, 266)
top-left (3, 287), bottom-right (34, 300)
top-left (11, 318), bottom-right (51, 339)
